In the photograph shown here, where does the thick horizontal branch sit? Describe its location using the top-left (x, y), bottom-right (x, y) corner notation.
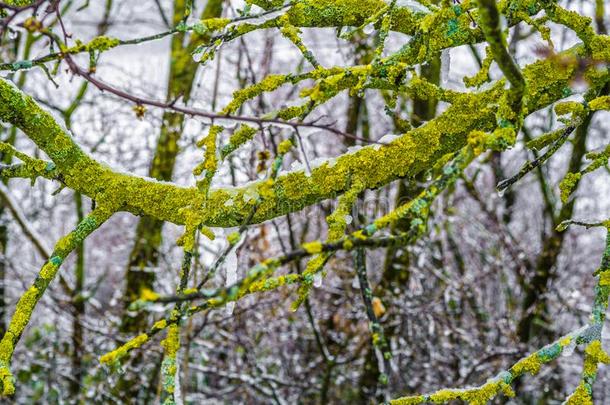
top-left (0, 38), bottom-right (608, 228)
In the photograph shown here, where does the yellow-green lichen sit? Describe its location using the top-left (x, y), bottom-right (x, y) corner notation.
top-left (200, 226), bottom-right (215, 241)
top-left (559, 172), bottom-right (582, 203)
top-left (566, 382), bottom-right (593, 405)
top-left (0, 286), bottom-right (41, 395)
top-left (0, 39), bottom-right (593, 231)
top-left (194, 17), bottom-right (230, 34)
top-left (590, 35), bottom-right (610, 61)
top-left (61, 36), bottom-right (121, 55)
top-left (527, 127), bottom-right (567, 151)
top-left (3, 287), bottom-right (38, 345)
top-left (39, 262), bottom-right (58, 281)
top-left (589, 96), bottom-right (610, 111)
top-left (221, 125), bottom-right (258, 159)
top-left (194, 125), bottom-right (222, 194)
top-left (0, 362), bottom-right (14, 396)
top-left (389, 395), bottom-right (426, 405)
top-left (510, 353), bottom-right (541, 376)
top-left (100, 333), bottom-right (149, 365)
top-left (278, 139), bottom-right (294, 155)
top-left (302, 241), bottom-right (323, 254)
top-left (554, 101), bottom-right (585, 119)
top-left (464, 47), bottom-right (493, 88)
top-left (161, 324), bottom-right (180, 362)
top-left (227, 232), bottom-right (241, 245)
top-left (326, 180), bottom-right (362, 239)
top-left (222, 75), bottom-right (290, 114)
top-left (278, 14), bottom-right (318, 67)
top-left (2, 0), bottom-right (36, 5)
top-left (152, 319), bottom-right (168, 330)
top-left (248, 274), bottom-right (300, 293)
top-left (584, 340), bottom-right (610, 375)
top-left (140, 288), bottom-right (159, 301)
top-left (194, 125), bottom-right (222, 176)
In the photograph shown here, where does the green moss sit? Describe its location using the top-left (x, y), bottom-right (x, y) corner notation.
top-left (511, 353), bottom-right (541, 376)
top-left (1, 0), bottom-right (36, 6)
top-left (39, 262), bottom-right (58, 280)
top-left (554, 101), bottom-right (586, 118)
top-left (152, 319), bottom-right (168, 330)
top-left (589, 96), bottom-right (610, 111)
top-left (389, 395), bottom-right (426, 405)
top-left (161, 324), bottom-right (180, 360)
top-left (600, 272), bottom-right (610, 287)
top-left (278, 139), bottom-right (294, 155)
top-left (140, 288), bottom-right (159, 301)
top-left (584, 340), bottom-right (610, 374)
top-left (100, 333), bottom-right (149, 365)
top-left (248, 274), bottom-right (301, 293)
top-left (222, 75), bottom-right (290, 114)
top-left (221, 125), bottom-right (258, 159)
top-left (545, 4), bottom-right (595, 44)
top-left (227, 232), bottom-right (241, 245)
top-left (559, 172), bottom-right (582, 203)
top-left (61, 36), bottom-right (121, 55)
top-left (194, 125), bottom-right (222, 194)
top-left (85, 36), bottom-right (120, 52)
top-left (285, 0), bottom-right (387, 29)
top-left (590, 35), bottom-right (610, 61)
top-left (464, 47), bottom-right (493, 88)
top-left (0, 361), bottom-right (14, 396)
top-left (194, 17), bottom-right (230, 34)
top-left (566, 382), bottom-right (593, 405)
top-left (303, 241), bottom-right (323, 254)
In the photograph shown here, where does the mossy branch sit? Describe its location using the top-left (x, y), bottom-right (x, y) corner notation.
top-left (389, 324), bottom-right (601, 405)
top-left (0, 206), bottom-right (113, 395)
top-left (392, 224), bottom-right (610, 404)
top-left (0, 3), bottom-right (610, 399)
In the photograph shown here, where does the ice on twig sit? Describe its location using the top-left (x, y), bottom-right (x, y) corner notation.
top-left (313, 273), bottom-right (323, 288)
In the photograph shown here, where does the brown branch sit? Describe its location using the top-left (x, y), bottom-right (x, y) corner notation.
top-left (64, 56), bottom-right (376, 145)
